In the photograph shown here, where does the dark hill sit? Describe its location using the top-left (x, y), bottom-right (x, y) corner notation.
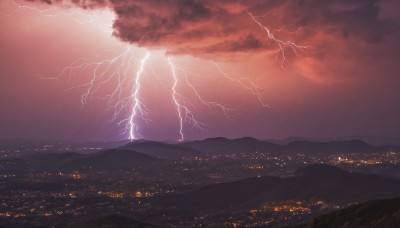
top-left (181, 138), bottom-right (392, 155)
top-left (69, 215), bottom-right (164, 228)
top-left (157, 164), bottom-right (400, 213)
top-left (292, 197), bottom-right (400, 228)
top-left (285, 140), bottom-right (377, 154)
top-left (59, 149), bottom-right (155, 171)
top-left (22, 152), bottom-right (83, 170)
top-left (295, 163), bottom-right (349, 177)
top-left (120, 141), bottom-right (202, 159)
top-left (181, 137), bottom-right (280, 154)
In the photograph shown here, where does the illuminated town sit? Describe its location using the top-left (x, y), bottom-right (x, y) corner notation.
top-left (1, 139), bottom-right (399, 227)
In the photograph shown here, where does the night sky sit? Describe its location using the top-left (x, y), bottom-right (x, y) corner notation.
top-left (0, 0), bottom-right (399, 142)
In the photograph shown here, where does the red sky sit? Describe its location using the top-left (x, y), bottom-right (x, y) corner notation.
top-left (0, 0), bottom-right (399, 142)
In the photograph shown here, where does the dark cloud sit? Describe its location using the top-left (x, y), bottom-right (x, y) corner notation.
top-left (25, 0), bottom-right (400, 84)
top-left (296, 0), bottom-right (394, 43)
top-left (26, 0), bottom-right (397, 55)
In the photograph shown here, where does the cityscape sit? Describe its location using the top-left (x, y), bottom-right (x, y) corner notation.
top-left (1, 138), bottom-right (400, 227)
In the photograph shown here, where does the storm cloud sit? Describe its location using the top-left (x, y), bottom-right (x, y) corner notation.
top-left (1, 0), bottom-right (400, 141)
top-left (27, 0), bottom-right (397, 56)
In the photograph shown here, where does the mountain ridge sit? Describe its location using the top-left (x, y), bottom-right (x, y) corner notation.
top-left (155, 164), bottom-right (400, 212)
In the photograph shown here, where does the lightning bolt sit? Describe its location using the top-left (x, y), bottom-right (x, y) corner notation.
top-left (9, 0), bottom-right (53, 14)
top-left (211, 61), bottom-right (269, 108)
top-left (168, 57), bottom-right (206, 142)
top-left (58, 47), bottom-right (134, 108)
top-left (47, 46), bottom-right (154, 140)
top-left (249, 13), bottom-right (311, 68)
top-left (182, 73), bottom-right (234, 120)
top-left (7, 0), bottom-right (155, 140)
top-left (4, 0), bottom-right (313, 142)
top-left (128, 52), bottom-right (150, 141)
top-left (172, 64), bottom-right (234, 119)
top-left (5, 0), bottom-right (113, 34)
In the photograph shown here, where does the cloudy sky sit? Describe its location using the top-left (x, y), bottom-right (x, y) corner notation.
top-left (0, 0), bottom-right (399, 142)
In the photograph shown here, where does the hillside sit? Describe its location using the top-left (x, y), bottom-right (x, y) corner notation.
top-left (291, 197), bottom-right (400, 228)
top-left (59, 149), bottom-right (155, 171)
top-left (181, 137), bottom-right (280, 154)
top-left (121, 141), bottom-right (203, 159)
top-left (22, 152), bottom-right (83, 170)
top-left (69, 215), bottom-right (164, 228)
top-left (284, 140), bottom-right (378, 155)
top-left (181, 137), bottom-right (398, 155)
top-left (156, 164), bottom-right (400, 212)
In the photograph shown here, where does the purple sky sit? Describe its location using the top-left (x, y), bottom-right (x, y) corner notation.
top-left (0, 0), bottom-right (399, 142)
